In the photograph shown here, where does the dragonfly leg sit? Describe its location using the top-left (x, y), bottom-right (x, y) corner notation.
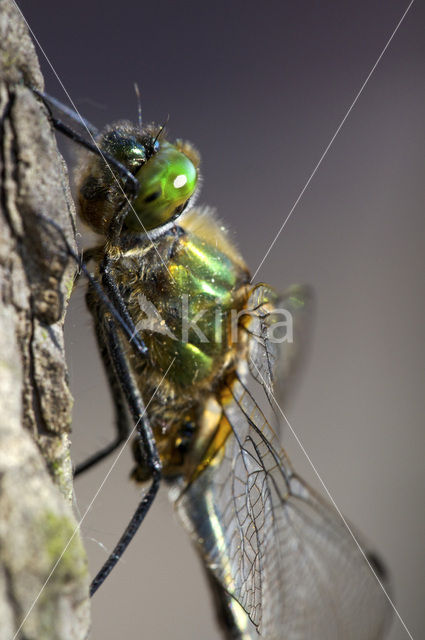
top-left (88, 315), bottom-right (162, 596)
top-left (100, 254), bottom-right (143, 344)
top-left (31, 88), bottom-right (99, 135)
top-left (74, 305), bottom-right (131, 476)
top-left (32, 88), bottom-right (139, 197)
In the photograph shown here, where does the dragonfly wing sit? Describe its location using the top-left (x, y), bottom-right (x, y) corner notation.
top-left (176, 377), bottom-right (391, 639)
top-left (246, 284), bottom-right (314, 408)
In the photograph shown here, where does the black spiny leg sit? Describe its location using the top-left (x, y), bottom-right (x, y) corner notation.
top-left (89, 315), bottom-right (162, 596)
top-left (31, 88), bottom-right (100, 135)
top-left (32, 88), bottom-right (140, 197)
top-left (74, 304), bottom-right (131, 476)
top-left (101, 255), bottom-right (140, 342)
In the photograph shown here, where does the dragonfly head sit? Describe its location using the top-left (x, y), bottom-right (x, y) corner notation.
top-left (76, 123), bottom-right (200, 236)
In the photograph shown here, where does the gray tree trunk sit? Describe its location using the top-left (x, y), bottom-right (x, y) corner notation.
top-left (0, 1), bottom-right (91, 638)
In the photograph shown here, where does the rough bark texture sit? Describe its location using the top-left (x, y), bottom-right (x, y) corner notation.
top-left (0, 1), bottom-right (90, 638)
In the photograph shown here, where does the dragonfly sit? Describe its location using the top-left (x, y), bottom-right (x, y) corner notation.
top-left (37, 89), bottom-right (392, 639)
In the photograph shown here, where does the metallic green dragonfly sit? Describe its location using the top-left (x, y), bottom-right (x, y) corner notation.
top-left (40, 90), bottom-right (392, 639)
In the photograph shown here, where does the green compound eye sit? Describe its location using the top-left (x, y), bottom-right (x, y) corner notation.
top-left (125, 142), bottom-right (198, 231)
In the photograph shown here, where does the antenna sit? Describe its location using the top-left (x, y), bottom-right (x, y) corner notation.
top-left (153, 114), bottom-right (170, 145)
top-left (134, 82), bottom-right (142, 130)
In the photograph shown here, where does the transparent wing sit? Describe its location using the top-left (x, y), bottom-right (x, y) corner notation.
top-left (176, 375), bottom-right (391, 639)
top-left (245, 284), bottom-right (314, 408)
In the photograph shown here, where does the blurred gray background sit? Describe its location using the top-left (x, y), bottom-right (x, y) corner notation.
top-left (16, 1), bottom-right (424, 638)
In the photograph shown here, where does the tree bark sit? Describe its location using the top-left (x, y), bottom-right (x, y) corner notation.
top-left (0, 1), bottom-right (90, 638)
